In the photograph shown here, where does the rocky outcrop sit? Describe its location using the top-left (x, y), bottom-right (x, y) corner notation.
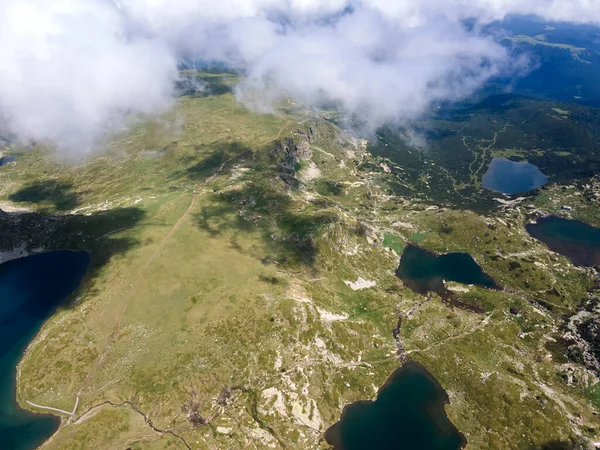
top-left (269, 131), bottom-right (313, 187)
top-left (562, 291), bottom-right (600, 376)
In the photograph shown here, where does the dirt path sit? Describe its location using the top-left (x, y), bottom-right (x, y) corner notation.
top-left (63, 119), bottom-right (295, 414)
top-left (406, 311), bottom-right (496, 355)
top-left (26, 398), bottom-right (78, 416)
top-left (73, 400), bottom-right (191, 449)
top-left (26, 118), bottom-right (296, 427)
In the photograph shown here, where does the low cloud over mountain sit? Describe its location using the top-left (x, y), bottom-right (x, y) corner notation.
top-left (1, 0), bottom-right (598, 154)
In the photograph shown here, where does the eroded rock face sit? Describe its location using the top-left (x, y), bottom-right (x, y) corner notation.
top-left (294, 140), bottom-right (312, 162)
top-left (578, 317), bottom-right (600, 363)
top-left (279, 137), bottom-right (312, 168)
top-left (270, 131), bottom-right (313, 187)
top-left (563, 295), bottom-right (600, 376)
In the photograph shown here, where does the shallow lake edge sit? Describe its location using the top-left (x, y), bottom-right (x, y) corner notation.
top-left (8, 250), bottom-right (90, 447)
top-left (324, 360), bottom-right (468, 450)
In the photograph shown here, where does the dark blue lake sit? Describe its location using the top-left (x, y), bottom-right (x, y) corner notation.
top-left (396, 244), bottom-right (497, 295)
top-left (0, 251), bottom-right (89, 450)
top-left (482, 157), bottom-right (548, 195)
top-left (0, 156), bottom-right (17, 167)
top-left (526, 216), bottom-right (600, 267)
top-left (325, 362), bottom-right (466, 450)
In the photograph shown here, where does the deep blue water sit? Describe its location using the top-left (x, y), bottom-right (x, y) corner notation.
top-left (0, 156), bottom-right (17, 167)
top-left (396, 244), bottom-right (497, 295)
top-left (0, 251), bottom-right (89, 450)
top-left (482, 157), bottom-right (548, 195)
top-left (526, 216), bottom-right (600, 267)
top-left (325, 362), bottom-right (466, 450)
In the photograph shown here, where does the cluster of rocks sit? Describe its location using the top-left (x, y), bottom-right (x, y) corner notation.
top-left (563, 291), bottom-right (600, 376)
top-left (269, 128), bottom-right (314, 187)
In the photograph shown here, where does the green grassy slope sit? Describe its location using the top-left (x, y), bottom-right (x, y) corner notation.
top-left (0, 76), bottom-right (598, 449)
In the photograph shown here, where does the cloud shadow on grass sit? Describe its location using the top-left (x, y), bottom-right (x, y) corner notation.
top-left (0, 206), bottom-right (146, 308)
top-left (9, 180), bottom-right (80, 212)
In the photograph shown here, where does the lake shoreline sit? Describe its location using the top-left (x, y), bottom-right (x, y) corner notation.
top-left (526, 215), bottom-right (600, 267)
top-left (0, 250), bottom-right (89, 450)
top-left (325, 360), bottom-right (467, 450)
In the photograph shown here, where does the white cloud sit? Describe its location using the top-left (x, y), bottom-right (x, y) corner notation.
top-left (234, 9), bottom-right (515, 128)
top-left (0, 0), bottom-right (177, 156)
top-left (0, 0), bottom-right (598, 154)
top-left (362, 0), bottom-right (600, 25)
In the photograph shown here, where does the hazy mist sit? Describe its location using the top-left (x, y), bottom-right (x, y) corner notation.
top-left (1, 0), bottom-right (598, 154)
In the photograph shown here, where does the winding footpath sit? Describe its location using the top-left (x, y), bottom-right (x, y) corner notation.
top-left (24, 119), bottom-right (295, 434)
top-left (26, 397), bottom-right (78, 416)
